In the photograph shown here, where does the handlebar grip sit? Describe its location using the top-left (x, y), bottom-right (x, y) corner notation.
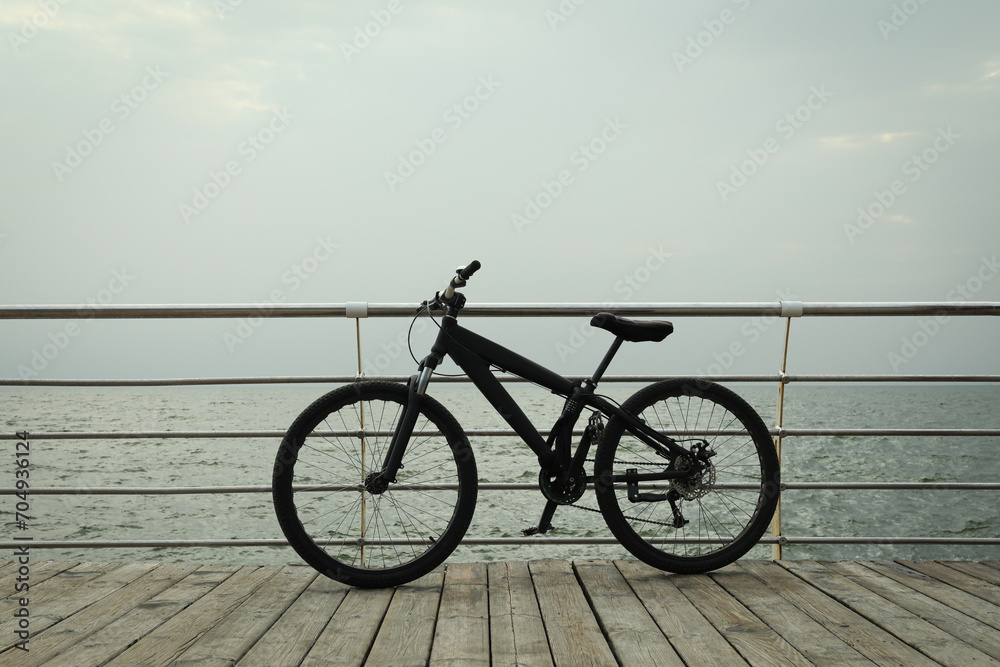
top-left (440, 260), bottom-right (482, 304)
top-left (457, 260), bottom-right (481, 281)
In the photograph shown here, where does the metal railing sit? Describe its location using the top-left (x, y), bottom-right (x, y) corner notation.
top-left (2, 301), bottom-right (999, 557)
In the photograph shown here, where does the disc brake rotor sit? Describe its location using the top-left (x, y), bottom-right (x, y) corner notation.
top-left (670, 455), bottom-right (716, 501)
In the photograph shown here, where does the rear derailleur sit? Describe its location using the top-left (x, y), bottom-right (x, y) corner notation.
top-left (627, 440), bottom-right (716, 529)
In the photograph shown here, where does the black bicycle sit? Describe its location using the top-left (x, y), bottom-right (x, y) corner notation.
top-left (273, 262), bottom-right (779, 588)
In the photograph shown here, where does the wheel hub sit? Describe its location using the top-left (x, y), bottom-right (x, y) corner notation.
top-left (364, 471), bottom-right (390, 495)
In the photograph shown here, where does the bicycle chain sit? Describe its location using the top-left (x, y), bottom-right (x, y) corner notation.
top-left (559, 458), bottom-right (682, 530)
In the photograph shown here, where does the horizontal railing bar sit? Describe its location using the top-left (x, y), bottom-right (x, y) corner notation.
top-left (2, 302), bottom-right (998, 320)
top-left (0, 375), bottom-right (769, 387)
top-left (3, 482), bottom-right (998, 495)
top-left (0, 375), bottom-right (765, 387)
top-left (780, 428), bottom-right (1000, 437)
top-left (783, 375), bottom-right (1000, 383)
top-left (775, 537), bottom-right (1000, 545)
top-left (782, 482), bottom-right (1000, 490)
top-left (5, 374), bottom-right (1000, 387)
top-left (2, 536), bottom-right (998, 550)
top-left (4, 427), bottom-right (999, 441)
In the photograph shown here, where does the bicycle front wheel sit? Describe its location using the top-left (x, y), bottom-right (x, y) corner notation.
top-left (594, 379), bottom-right (779, 573)
top-left (273, 381), bottom-right (477, 588)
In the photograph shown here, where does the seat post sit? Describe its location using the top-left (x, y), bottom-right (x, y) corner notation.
top-left (589, 336), bottom-right (624, 385)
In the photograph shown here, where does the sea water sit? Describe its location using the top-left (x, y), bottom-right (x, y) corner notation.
top-left (2, 382), bottom-right (998, 565)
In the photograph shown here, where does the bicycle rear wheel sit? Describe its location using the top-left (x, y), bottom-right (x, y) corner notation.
top-left (594, 379), bottom-right (779, 573)
top-left (273, 381), bottom-right (477, 588)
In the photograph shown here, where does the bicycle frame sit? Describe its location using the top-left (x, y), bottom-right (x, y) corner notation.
top-left (379, 307), bottom-right (696, 486)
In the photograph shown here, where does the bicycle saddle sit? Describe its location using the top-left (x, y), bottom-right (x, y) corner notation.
top-left (590, 312), bottom-right (673, 342)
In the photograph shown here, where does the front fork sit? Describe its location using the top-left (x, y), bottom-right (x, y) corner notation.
top-left (376, 359), bottom-right (436, 486)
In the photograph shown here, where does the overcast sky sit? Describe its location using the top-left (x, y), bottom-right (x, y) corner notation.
top-left (1, 0), bottom-right (998, 381)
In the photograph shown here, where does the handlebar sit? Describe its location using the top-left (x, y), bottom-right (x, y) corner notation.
top-left (440, 260), bottom-right (481, 304)
top-left (457, 260), bottom-right (481, 281)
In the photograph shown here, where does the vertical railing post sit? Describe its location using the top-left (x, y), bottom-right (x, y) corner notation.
top-left (346, 302), bottom-right (369, 562)
top-left (773, 301), bottom-right (802, 560)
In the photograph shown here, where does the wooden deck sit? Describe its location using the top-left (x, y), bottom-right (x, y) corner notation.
top-left (3, 559), bottom-right (1000, 666)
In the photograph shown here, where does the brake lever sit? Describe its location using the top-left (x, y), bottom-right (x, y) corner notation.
top-left (422, 293), bottom-right (446, 312)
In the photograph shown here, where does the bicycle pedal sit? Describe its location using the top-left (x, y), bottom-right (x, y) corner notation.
top-left (522, 523), bottom-right (553, 537)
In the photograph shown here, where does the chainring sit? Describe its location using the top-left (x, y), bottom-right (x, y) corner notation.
top-left (539, 468), bottom-right (587, 505)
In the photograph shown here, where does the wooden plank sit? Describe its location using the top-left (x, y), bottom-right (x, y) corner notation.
top-left (0, 560), bottom-right (79, 600)
top-left (616, 559), bottom-right (747, 667)
top-left (12, 562), bottom-right (201, 666)
top-left (529, 559), bottom-right (618, 667)
top-left (0, 561), bottom-right (154, 645)
top-left (574, 560), bottom-right (684, 667)
top-left (0, 561), bottom-right (119, 623)
top-left (13, 558), bottom-right (1000, 667)
top-left (300, 586), bottom-right (394, 666)
top-left (829, 560), bottom-right (1000, 661)
top-left (943, 561), bottom-right (1000, 586)
top-left (901, 560), bottom-right (1000, 607)
top-left (780, 560), bottom-right (996, 666)
top-left (37, 564), bottom-right (240, 667)
top-left (865, 561), bottom-right (1000, 631)
top-left (430, 562), bottom-right (490, 667)
top-left (488, 561), bottom-right (553, 667)
top-left (105, 564), bottom-right (283, 666)
top-left (0, 562), bottom-right (14, 585)
top-left (740, 560), bottom-right (938, 667)
top-left (673, 567), bottom-right (812, 666)
top-left (710, 563), bottom-right (874, 666)
top-left (169, 565), bottom-right (318, 667)
top-left (365, 571), bottom-right (443, 667)
top-left (236, 573), bottom-right (349, 667)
